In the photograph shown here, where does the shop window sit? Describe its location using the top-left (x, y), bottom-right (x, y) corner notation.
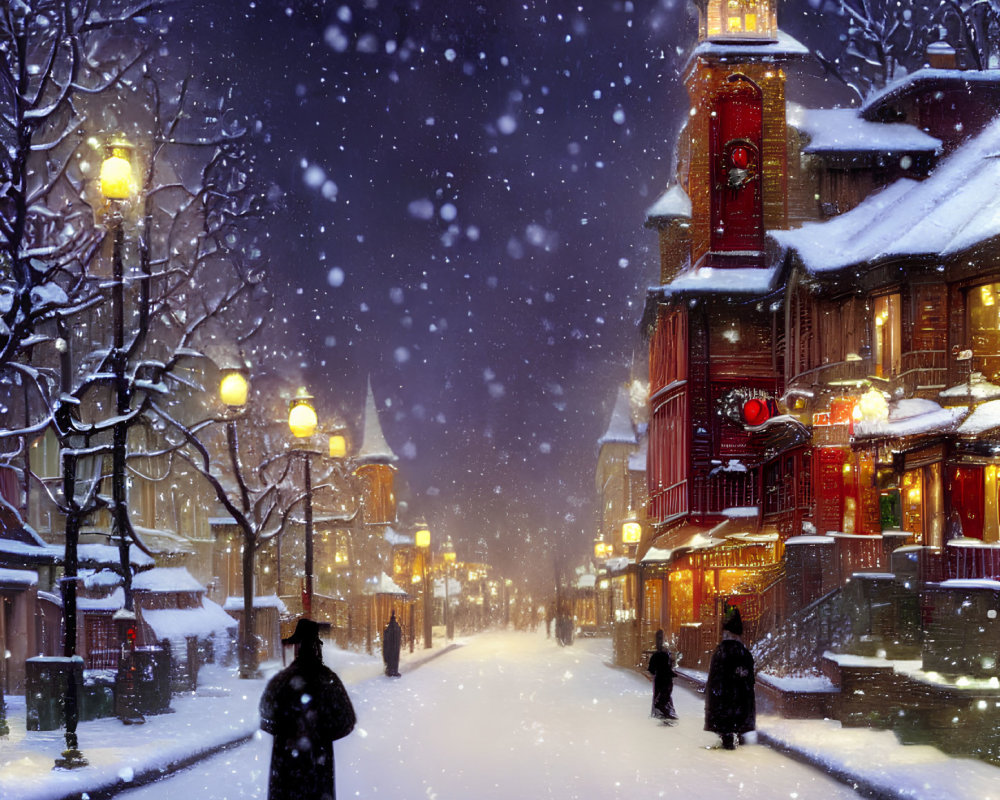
top-left (902, 469), bottom-right (924, 543)
top-left (969, 283), bottom-right (1000, 381)
top-left (873, 293), bottom-right (901, 378)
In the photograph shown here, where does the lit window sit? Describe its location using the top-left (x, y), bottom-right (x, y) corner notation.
top-left (873, 293), bottom-right (901, 378)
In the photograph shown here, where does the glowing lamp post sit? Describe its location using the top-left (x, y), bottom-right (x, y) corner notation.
top-left (219, 367), bottom-right (262, 678)
top-left (97, 135), bottom-right (146, 733)
top-left (289, 389), bottom-right (318, 617)
top-left (415, 523), bottom-right (432, 648)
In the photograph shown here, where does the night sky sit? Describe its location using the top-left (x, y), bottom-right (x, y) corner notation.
top-left (161, 0), bottom-right (837, 588)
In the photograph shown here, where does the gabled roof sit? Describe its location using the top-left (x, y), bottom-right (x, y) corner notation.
top-left (861, 68), bottom-right (1000, 121)
top-left (770, 114), bottom-right (1000, 273)
top-left (357, 376), bottom-right (398, 465)
top-left (598, 385), bottom-right (637, 446)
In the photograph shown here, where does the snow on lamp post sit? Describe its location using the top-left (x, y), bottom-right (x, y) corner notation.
top-left (289, 388), bottom-right (319, 617)
top-left (415, 523), bottom-right (432, 649)
top-left (100, 135), bottom-right (146, 727)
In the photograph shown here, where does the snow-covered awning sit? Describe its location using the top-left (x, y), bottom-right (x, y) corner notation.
top-left (223, 594), bottom-right (288, 612)
top-left (367, 571), bottom-right (409, 597)
top-left (143, 597), bottom-right (237, 641)
top-left (655, 265), bottom-right (779, 298)
top-left (854, 399), bottom-right (967, 441)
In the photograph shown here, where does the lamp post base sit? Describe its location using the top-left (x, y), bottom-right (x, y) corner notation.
top-left (54, 749), bottom-right (89, 770)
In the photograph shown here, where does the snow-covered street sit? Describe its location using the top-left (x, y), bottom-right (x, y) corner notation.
top-left (7, 628), bottom-right (1000, 800)
top-left (118, 631), bottom-right (857, 800)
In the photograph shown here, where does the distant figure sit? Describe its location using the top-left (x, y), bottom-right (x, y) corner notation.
top-left (545, 601), bottom-right (556, 638)
top-left (646, 629), bottom-right (677, 722)
top-left (704, 604), bottom-right (756, 750)
top-left (260, 618), bottom-right (356, 800)
top-left (556, 610), bottom-right (574, 646)
top-left (383, 610), bottom-right (402, 677)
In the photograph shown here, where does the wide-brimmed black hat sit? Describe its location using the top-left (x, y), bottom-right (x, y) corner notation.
top-left (282, 618), bottom-right (328, 645)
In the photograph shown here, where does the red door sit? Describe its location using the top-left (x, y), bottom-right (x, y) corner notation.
top-left (948, 465), bottom-right (984, 541)
top-left (710, 76), bottom-right (764, 254)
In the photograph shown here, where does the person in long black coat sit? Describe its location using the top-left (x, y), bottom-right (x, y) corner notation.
top-left (382, 610), bottom-right (402, 677)
top-left (646, 629), bottom-right (677, 721)
top-left (260, 618), bottom-right (356, 800)
top-left (704, 605), bottom-right (755, 750)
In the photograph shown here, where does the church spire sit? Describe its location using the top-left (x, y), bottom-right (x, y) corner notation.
top-left (356, 376), bottom-right (397, 465)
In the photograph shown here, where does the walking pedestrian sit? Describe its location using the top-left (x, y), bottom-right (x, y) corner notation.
top-left (260, 618), bottom-right (356, 800)
top-left (383, 610), bottom-right (402, 677)
top-left (646, 629), bottom-right (677, 722)
top-left (704, 604), bottom-right (755, 750)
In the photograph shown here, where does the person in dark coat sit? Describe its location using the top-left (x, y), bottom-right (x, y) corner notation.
top-left (704, 604), bottom-right (756, 750)
top-left (382, 610), bottom-right (402, 677)
top-left (646, 629), bottom-right (677, 722)
top-left (260, 618), bottom-right (356, 800)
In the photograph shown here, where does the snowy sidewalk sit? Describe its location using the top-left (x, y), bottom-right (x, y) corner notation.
top-left (0, 642), bottom-right (455, 800)
top-left (3, 634), bottom-right (1000, 800)
top-left (667, 666), bottom-right (1000, 800)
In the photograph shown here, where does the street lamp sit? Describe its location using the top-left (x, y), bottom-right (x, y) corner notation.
top-left (442, 534), bottom-right (456, 640)
top-left (289, 388), bottom-right (318, 617)
top-left (415, 522), bottom-right (432, 648)
top-left (219, 366), bottom-right (260, 679)
top-left (97, 135), bottom-right (146, 736)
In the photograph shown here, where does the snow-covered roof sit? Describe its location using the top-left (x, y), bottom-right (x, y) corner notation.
top-left (0, 567), bottom-right (38, 586)
top-left (132, 526), bottom-right (196, 555)
top-left (222, 594), bottom-right (288, 612)
top-left (861, 68), bottom-right (1000, 119)
top-left (576, 573), bottom-right (597, 589)
top-left (143, 597), bottom-right (237, 640)
top-left (598, 385), bottom-right (637, 446)
top-left (691, 30), bottom-right (809, 62)
top-left (957, 399), bottom-right (1000, 436)
top-left (771, 115), bottom-right (1000, 272)
top-left (940, 374), bottom-right (1000, 403)
top-left (792, 107), bottom-right (940, 154)
top-left (132, 567), bottom-right (205, 594)
top-left (658, 265), bottom-right (778, 296)
top-left (78, 587), bottom-right (125, 611)
top-left (356, 376), bottom-right (398, 464)
top-left (854, 398), bottom-right (967, 440)
top-left (368, 571), bottom-right (408, 596)
top-left (645, 185), bottom-right (691, 221)
top-left (640, 546), bottom-right (673, 563)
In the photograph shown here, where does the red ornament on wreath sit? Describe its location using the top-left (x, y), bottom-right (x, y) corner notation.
top-left (731, 146), bottom-right (750, 169)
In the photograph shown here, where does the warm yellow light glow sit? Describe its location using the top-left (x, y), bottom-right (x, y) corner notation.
top-left (982, 285), bottom-right (995, 307)
top-left (415, 528), bottom-right (431, 549)
top-left (100, 143), bottom-right (134, 200)
top-left (858, 387), bottom-right (889, 423)
top-left (329, 432), bottom-right (348, 458)
top-left (622, 521), bottom-right (642, 544)
top-left (288, 389), bottom-right (318, 438)
top-left (219, 370), bottom-right (249, 408)
top-left (727, 15), bottom-right (742, 31)
top-left (745, 13), bottom-right (757, 30)
top-left (444, 550), bottom-right (456, 563)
